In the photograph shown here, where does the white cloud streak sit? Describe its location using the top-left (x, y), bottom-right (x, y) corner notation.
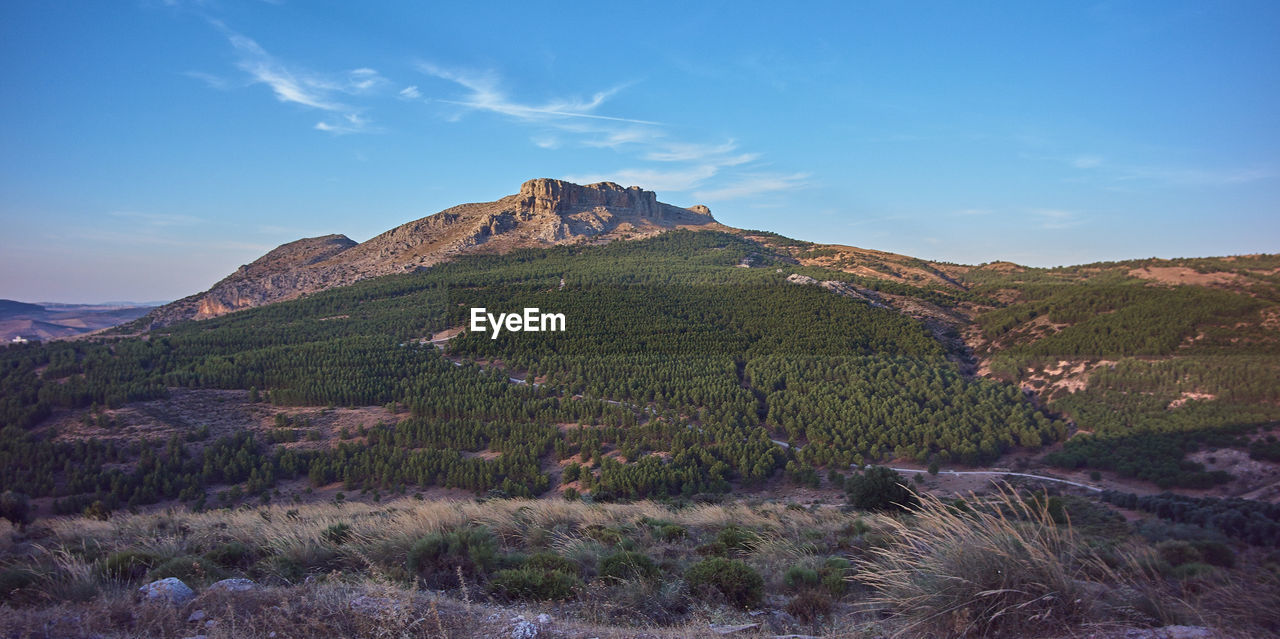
top-left (692, 173), bottom-right (810, 201)
top-left (417, 62), bottom-right (658, 125)
top-left (1032, 208), bottom-right (1080, 230)
top-left (201, 21), bottom-right (385, 134)
top-left (1061, 153), bottom-right (1275, 187)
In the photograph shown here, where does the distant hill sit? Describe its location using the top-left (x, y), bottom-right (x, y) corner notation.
top-left (0, 299), bottom-right (157, 342)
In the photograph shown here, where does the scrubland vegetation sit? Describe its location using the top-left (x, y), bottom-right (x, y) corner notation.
top-left (3, 487), bottom-right (1279, 638)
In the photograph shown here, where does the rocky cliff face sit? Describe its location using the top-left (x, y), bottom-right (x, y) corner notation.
top-left (145, 179), bottom-right (719, 326)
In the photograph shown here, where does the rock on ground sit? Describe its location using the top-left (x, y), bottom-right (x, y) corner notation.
top-left (138, 578), bottom-right (195, 605)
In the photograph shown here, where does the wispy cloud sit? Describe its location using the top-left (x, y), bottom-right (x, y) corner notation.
top-left (199, 21), bottom-right (385, 133)
top-left (183, 70), bottom-right (231, 90)
top-left (1116, 165), bottom-right (1276, 187)
top-left (415, 61), bottom-right (806, 198)
top-left (1071, 155), bottom-right (1104, 168)
top-left (1057, 153), bottom-right (1274, 187)
top-left (315, 113), bottom-right (372, 135)
top-left (417, 62), bottom-right (658, 125)
top-left (531, 135), bottom-right (561, 150)
top-left (398, 85), bottom-right (421, 100)
top-left (953, 208), bottom-right (993, 216)
top-left (1032, 208), bottom-right (1080, 230)
top-left (109, 211), bottom-right (203, 227)
top-left (692, 173), bottom-right (810, 201)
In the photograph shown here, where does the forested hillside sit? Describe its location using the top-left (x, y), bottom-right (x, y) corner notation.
top-left (958, 255), bottom-right (1280, 488)
top-left (1, 231), bottom-right (1276, 517)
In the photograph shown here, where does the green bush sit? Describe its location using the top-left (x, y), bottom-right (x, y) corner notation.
top-left (783, 565), bottom-right (819, 590)
top-left (582, 524), bottom-right (627, 546)
top-left (490, 566), bottom-right (581, 601)
top-left (205, 541), bottom-right (255, 569)
top-left (523, 551), bottom-right (577, 576)
top-left (820, 556), bottom-right (851, 595)
top-left (715, 525), bottom-right (755, 556)
top-left (0, 566), bottom-right (37, 597)
top-left (148, 555), bottom-right (227, 585)
top-left (0, 491), bottom-right (33, 528)
top-left (655, 523), bottom-right (687, 541)
top-left (407, 527), bottom-right (498, 588)
top-left (258, 555), bottom-right (304, 583)
top-left (599, 550), bottom-right (659, 581)
top-left (640, 516), bottom-right (688, 541)
top-left (1171, 562), bottom-right (1215, 579)
top-left (1155, 540), bottom-right (1202, 567)
top-left (101, 550), bottom-right (159, 582)
top-left (846, 467), bottom-right (917, 512)
top-left (1192, 540), bottom-right (1235, 568)
top-left (685, 557), bottom-right (763, 609)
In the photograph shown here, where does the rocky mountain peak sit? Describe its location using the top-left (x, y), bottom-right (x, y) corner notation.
top-left (518, 178), bottom-right (660, 217)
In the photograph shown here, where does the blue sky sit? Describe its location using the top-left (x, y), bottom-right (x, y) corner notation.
top-left (1, 1), bottom-right (1277, 303)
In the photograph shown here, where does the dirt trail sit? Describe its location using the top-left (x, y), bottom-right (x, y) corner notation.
top-left (886, 466), bottom-right (1102, 492)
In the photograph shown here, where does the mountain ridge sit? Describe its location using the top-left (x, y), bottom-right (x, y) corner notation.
top-left (144, 178), bottom-right (724, 326)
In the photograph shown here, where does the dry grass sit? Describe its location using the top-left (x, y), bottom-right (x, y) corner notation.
top-left (854, 487), bottom-right (1192, 638)
top-left (5, 494), bottom-right (1276, 637)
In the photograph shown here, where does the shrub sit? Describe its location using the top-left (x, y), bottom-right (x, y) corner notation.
top-left (524, 551), bottom-right (577, 576)
top-left (1171, 562), bottom-right (1215, 580)
top-left (655, 523), bottom-right (687, 541)
top-left (1155, 540), bottom-right (1201, 567)
top-left (785, 589), bottom-right (833, 623)
top-left (321, 523), bottom-right (352, 545)
top-left (101, 550), bottom-right (159, 582)
top-left (640, 516), bottom-right (687, 542)
top-left (715, 524), bottom-right (755, 556)
top-left (490, 566), bottom-right (581, 601)
top-left (685, 557), bottom-right (763, 609)
top-left (205, 541), bottom-right (255, 569)
top-left (821, 556), bottom-right (851, 595)
top-left (0, 491), bottom-right (33, 528)
top-left (148, 555), bottom-right (227, 585)
top-left (846, 466), bottom-right (917, 512)
top-left (783, 565), bottom-right (820, 590)
top-left (1192, 540), bottom-right (1235, 568)
top-left (582, 524), bottom-right (627, 546)
top-left (407, 527), bottom-right (498, 588)
top-left (258, 555), bottom-right (304, 583)
top-left (599, 550), bottom-right (659, 581)
top-left (0, 566), bottom-right (37, 597)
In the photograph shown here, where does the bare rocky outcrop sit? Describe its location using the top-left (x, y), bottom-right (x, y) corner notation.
top-left (144, 179), bottom-right (719, 326)
top-left (784, 273), bottom-right (885, 307)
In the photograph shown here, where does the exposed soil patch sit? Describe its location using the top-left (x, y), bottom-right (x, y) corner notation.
top-left (38, 388), bottom-right (398, 451)
top-left (1129, 266), bottom-right (1242, 287)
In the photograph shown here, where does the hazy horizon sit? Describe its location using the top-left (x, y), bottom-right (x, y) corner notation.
top-left (3, 1), bottom-right (1278, 303)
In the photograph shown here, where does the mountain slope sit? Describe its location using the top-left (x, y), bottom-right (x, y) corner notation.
top-left (145, 179), bottom-right (722, 326)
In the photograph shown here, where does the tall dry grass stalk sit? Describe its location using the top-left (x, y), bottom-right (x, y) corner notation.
top-left (855, 486), bottom-right (1182, 638)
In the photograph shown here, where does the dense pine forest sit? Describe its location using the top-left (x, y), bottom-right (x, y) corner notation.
top-left (1, 230), bottom-right (1277, 517)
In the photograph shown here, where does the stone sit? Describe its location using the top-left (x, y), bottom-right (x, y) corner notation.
top-left (207, 578), bottom-right (257, 593)
top-left (138, 578), bottom-right (195, 605)
top-left (1156, 627), bottom-right (1217, 639)
top-left (511, 620), bottom-right (539, 639)
top-left (535, 613), bottom-right (551, 624)
top-left (187, 610), bottom-right (206, 623)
